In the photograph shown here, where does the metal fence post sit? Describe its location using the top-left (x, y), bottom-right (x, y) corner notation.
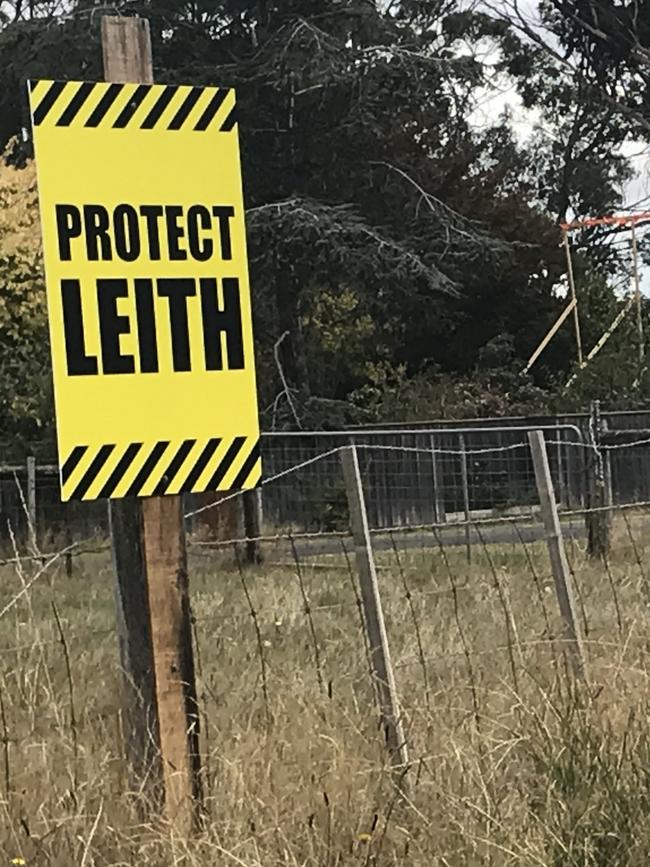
top-left (340, 445), bottom-right (408, 775)
top-left (430, 434), bottom-right (445, 524)
top-left (601, 419), bottom-right (614, 527)
top-left (564, 422), bottom-right (578, 508)
top-left (459, 434), bottom-right (471, 562)
top-left (555, 420), bottom-right (566, 507)
top-left (26, 456), bottom-right (36, 546)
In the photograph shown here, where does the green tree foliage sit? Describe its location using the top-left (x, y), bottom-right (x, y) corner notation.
top-left (0, 0), bottom-right (646, 437)
top-left (485, 0), bottom-right (650, 135)
top-left (0, 155), bottom-right (52, 443)
top-left (485, 5), bottom-right (642, 230)
top-left (543, 0), bottom-right (650, 130)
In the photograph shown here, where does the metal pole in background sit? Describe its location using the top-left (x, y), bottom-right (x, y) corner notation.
top-left (459, 434), bottom-right (471, 563)
top-left (631, 222), bottom-right (645, 368)
top-left (430, 434), bottom-right (445, 524)
top-left (555, 421), bottom-right (566, 507)
top-left (601, 418), bottom-right (614, 530)
top-left (26, 455), bottom-right (36, 547)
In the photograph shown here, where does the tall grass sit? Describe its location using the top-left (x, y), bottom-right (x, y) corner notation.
top-left (2, 515), bottom-right (650, 865)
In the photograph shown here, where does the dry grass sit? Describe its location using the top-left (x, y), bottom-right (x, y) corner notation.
top-left (2, 515), bottom-right (650, 865)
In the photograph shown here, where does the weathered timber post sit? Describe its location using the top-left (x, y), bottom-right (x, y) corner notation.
top-left (341, 445), bottom-right (409, 776)
top-left (585, 400), bottom-right (611, 559)
top-left (243, 487), bottom-right (263, 564)
top-left (102, 16), bottom-right (202, 832)
top-left (529, 430), bottom-right (586, 679)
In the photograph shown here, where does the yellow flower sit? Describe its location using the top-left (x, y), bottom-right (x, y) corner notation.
top-left (11, 859), bottom-right (27, 865)
top-left (357, 833), bottom-right (372, 843)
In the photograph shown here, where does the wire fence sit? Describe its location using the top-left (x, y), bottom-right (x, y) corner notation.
top-left (1, 427), bottom-right (649, 661)
top-left (0, 422), bottom-right (587, 547)
top-left (1, 419), bottom-right (648, 556)
top-left (4, 425), bottom-right (650, 859)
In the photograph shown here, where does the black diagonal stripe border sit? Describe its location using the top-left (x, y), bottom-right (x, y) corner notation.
top-left (97, 442), bottom-right (143, 500)
top-left (204, 437), bottom-right (246, 491)
top-left (68, 444), bottom-right (115, 500)
top-left (194, 88), bottom-right (229, 131)
top-left (85, 82), bottom-right (124, 127)
top-left (56, 81), bottom-right (96, 126)
top-left (58, 436), bottom-right (260, 500)
top-left (168, 86), bottom-right (203, 130)
top-left (230, 439), bottom-right (261, 490)
top-left (29, 81), bottom-right (237, 132)
top-left (113, 84), bottom-right (151, 128)
top-left (125, 440), bottom-right (169, 497)
top-left (176, 438), bottom-right (222, 494)
top-left (219, 102), bottom-right (237, 132)
top-left (32, 80), bottom-right (66, 125)
top-left (141, 84), bottom-right (179, 129)
top-left (152, 439), bottom-right (196, 496)
top-left (60, 445), bottom-right (88, 486)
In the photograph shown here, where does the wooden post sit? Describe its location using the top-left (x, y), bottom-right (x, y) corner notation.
top-left (528, 430), bottom-right (586, 679)
top-left (26, 456), bottom-right (36, 545)
top-left (563, 230), bottom-right (584, 366)
top-left (525, 297), bottom-right (577, 372)
top-left (341, 446), bottom-right (408, 773)
top-left (102, 16), bottom-right (201, 832)
top-left (243, 487), bottom-right (263, 564)
top-left (459, 434), bottom-right (471, 563)
top-left (585, 400), bottom-right (611, 559)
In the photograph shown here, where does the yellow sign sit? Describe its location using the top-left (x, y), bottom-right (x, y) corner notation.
top-left (28, 79), bottom-right (261, 501)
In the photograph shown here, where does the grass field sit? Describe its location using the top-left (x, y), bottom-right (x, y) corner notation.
top-left (2, 515), bottom-right (650, 865)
